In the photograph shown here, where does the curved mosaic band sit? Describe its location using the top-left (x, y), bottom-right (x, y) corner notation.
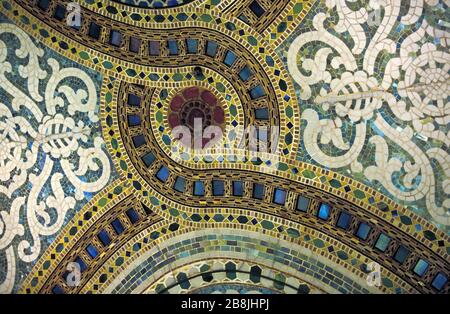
top-left (104, 230), bottom-right (379, 294)
top-left (8, 0), bottom-right (449, 295)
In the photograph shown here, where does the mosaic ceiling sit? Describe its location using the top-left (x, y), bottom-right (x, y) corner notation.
top-left (0, 0), bottom-right (449, 294)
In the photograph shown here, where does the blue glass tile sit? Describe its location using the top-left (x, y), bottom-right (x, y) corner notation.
top-left (37, 0), bottom-right (50, 10)
top-left (167, 40), bottom-right (179, 55)
top-left (149, 41), bottom-right (161, 56)
top-left (167, 0), bottom-right (179, 6)
top-left (174, 177), bottom-right (186, 193)
top-left (296, 196), bottom-right (310, 212)
top-left (53, 4), bottom-right (66, 21)
top-left (253, 183), bottom-right (264, 200)
top-left (355, 223), bottom-right (371, 240)
top-left (224, 51), bottom-right (237, 66)
top-left (88, 22), bottom-right (101, 39)
top-left (254, 108), bottom-right (269, 120)
top-left (186, 38), bottom-right (198, 54)
top-left (212, 180), bottom-right (224, 196)
top-left (233, 181), bottom-right (244, 197)
top-left (127, 114), bottom-right (141, 126)
top-left (141, 152), bottom-right (156, 167)
top-left (249, 1), bottom-right (265, 18)
top-left (52, 285), bottom-right (64, 294)
top-left (156, 166), bottom-right (170, 182)
top-left (75, 256), bottom-right (87, 272)
top-left (250, 85), bottom-right (266, 99)
top-left (317, 203), bottom-right (331, 220)
top-left (126, 208), bottom-right (140, 224)
top-left (128, 93), bottom-right (141, 106)
top-left (194, 181), bottom-right (205, 196)
top-left (336, 212), bottom-right (351, 229)
top-left (110, 30), bottom-right (122, 47)
top-left (432, 272), bottom-right (448, 291)
top-left (250, 266), bottom-right (262, 282)
top-left (111, 219), bottom-right (125, 235)
top-left (375, 233), bottom-right (391, 252)
top-left (239, 66), bottom-right (253, 81)
top-left (97, 230), bottom-right (111, 246)
top-left (393, 245), bottom-right (410, 264)
top-left (132, 135), bottom-right (146, 148)
top-left (273, 188), bottom-right (286, 205)
top-left (206, 41), bottom-right (219, 57)
top-left (86, 244), bottom-right (99, 259)
top-left (413, 259), bottom-right (429, 277)
top-left (129, 37), bottom-right (141, 53)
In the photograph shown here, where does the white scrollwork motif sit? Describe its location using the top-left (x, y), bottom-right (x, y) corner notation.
top-left (288, 0), bottom-right (449, 226)
top-left (0, 23), bottom-right (111, 293)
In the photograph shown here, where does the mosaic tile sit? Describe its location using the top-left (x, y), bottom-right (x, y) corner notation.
top-left (1, 0), bottom-right (448, 295)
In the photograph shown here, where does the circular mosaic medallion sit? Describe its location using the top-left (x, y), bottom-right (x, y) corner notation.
top-left (167, 86), bottom-right (225, 149)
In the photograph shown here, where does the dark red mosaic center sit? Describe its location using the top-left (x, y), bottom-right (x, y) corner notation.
top-left (168, 86), bottom-right (225, 148)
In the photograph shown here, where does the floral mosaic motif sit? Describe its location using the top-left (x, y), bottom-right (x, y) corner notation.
top-left (0, 22), bottom-right (112, 293)
top-left (167, 86), bottom-right (226, 149)
top-left (284, 0), bottom-right (450, 228)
